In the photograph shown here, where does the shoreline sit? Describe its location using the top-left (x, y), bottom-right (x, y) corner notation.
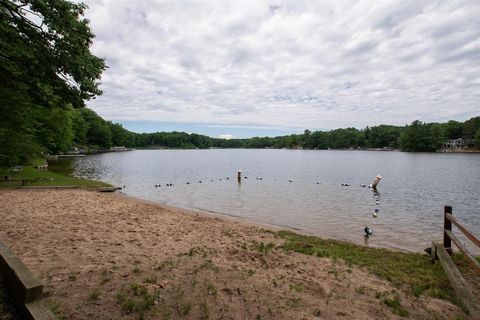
top-left (0, 188), bottom-right (467, 319)
top-left (116, 191), bottom-right (415, 254)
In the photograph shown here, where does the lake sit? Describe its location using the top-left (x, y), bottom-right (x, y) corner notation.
top-left (50, 149), bottom-right (480, 253)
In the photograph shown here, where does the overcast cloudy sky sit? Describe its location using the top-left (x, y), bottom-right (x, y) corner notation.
top-left (83, 0), bottom-right (480, 138)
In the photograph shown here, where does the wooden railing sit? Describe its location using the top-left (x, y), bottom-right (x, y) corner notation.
top-left (443, 206), bottom-right (480, 274)
top-left (431, 206), bottom-right (480, 317)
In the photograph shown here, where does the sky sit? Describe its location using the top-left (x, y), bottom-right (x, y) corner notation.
top-left (83, 0), bottom-right (480, 138)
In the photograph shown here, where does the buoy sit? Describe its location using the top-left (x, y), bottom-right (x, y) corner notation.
top-left (198, 180), bottom-right (202, 183)
top-left (244, 176), bottom-right (248, 179)
top-left (376, 201), bottom-right (379, 205)
top-left (226, 177), bottom-right (230, 180)
top-left (373, 212), bottom-right (378, 218)
top-left (123, 185), bottom-right (126, 189)
top-left (289, 179), bottom-right (293, 183)
top-left (364, 226), bottom-right (373, 236)
top-left (187, 182), bottom-right (190, 184)
top-left (374, 208), bottom-right (379, 213)
top-left (361, 184), bottom-right (366, 187)
top-left (316, 182), bottom-right (320, 184)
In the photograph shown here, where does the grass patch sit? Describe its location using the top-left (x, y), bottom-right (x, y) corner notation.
top-left (178, 302), bottom-right (191, 316)
top-left (253, 242), bottom-right (275, 253)
top-left (383, 296), bottom-right (409, 317)
top-left (67, 272), bottom-right (77, 282)
top-left (89, 289), bottom-right (100, 301)
top-left (289, 282), bottom-right (304, 293)
top-left (132, 266), bottom-right (141, 274)
top-left (278, 230), bottom-right (455, 301)
top-left (154, 259), bottom-right (175, 271)
top-left (193, 260), bottom-right (218, 274)
top-left (116, 283), bottom-right (159, 319)
top-left (100, 270), bottom-right (113, 284)
top-left (0, 166), bottom-right (110, 188)
top-left (143, 275), bottom-right (157, 284)
top-left (199, 301), bottom-right (209, 320)
top-left (206, 282), bottom-right (217, 297)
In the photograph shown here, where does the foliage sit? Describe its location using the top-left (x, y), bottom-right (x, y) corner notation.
top-left (475, 129), bottom-right (480, 147)
top-left (0, 0), bottom-right (105, 167)
top-left (462, 117), bottom-right (480, 139)
top-left (399, 121), bottom-right (445, 152)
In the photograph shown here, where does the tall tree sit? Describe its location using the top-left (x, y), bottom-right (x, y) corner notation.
top-left (0, 0), bottom-right (105, 166)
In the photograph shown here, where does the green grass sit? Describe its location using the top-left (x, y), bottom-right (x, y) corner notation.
top-left (383, 296), bottom-right (409, 317)
top-left (89, 289), bottom-right (101, 301)
top-left (0, 166), bottom-right (110, 188)
top-left (253, 242), bottom-right (275, 253)
top-left (116, 283), bottom-right (159, 319)
top-left (278, 230), bottom-right (455, 301)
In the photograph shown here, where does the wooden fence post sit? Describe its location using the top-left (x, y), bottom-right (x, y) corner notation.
top-left (444, 206), bottom-right (452, 255)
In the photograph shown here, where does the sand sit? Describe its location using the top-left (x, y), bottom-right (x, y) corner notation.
top-left (0, 189), bottom-right (463, 319)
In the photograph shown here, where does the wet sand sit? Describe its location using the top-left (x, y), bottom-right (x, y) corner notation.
top-left (0, 189), bottom-right (463, 319)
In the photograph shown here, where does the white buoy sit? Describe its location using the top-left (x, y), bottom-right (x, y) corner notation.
top-left (237, 170), bottom-right (242, 183)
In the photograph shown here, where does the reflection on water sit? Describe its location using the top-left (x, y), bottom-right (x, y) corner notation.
top-left (50, 149), bottom-right (480, 253)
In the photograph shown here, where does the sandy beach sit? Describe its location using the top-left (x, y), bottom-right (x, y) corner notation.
top-left (0, 189), bottom-right (464, 319)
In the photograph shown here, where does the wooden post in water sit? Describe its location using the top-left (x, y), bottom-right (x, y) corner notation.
top-left (237, 170), bottom-right (242, 183)
top-left (372, 175), bottom-right (382, 190)
top-left (444, 206), bottom-right (452, 255)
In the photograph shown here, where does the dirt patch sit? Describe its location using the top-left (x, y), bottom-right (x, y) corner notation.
top-left (0, 189), bottom-right (465, 319)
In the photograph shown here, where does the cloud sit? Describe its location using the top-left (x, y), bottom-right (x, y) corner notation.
top-left (84, 0), bottom-right (480, 131)
top-left (218, 134), bottom-right (235, 140)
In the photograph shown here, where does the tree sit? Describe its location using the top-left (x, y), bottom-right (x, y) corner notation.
top-left (0, 0), bottom-right (105, 107)
top-left (475, 129), bottom-right (480, 148)
top-left (444, 120), bottom-right (463, 139)
top-left (0, 0), bottom-right (105, 166)
top-left (463, 117), bottom-right (480, 139)
top-left (44, 107), bottom-right (73, 153)
top-left (399, 121), bottom-right (446, 152)
top-left (71, 108), bottom-right (87, 145)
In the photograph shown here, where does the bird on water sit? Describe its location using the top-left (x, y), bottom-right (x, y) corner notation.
top-left (364, 226), bottom-right (373, 236)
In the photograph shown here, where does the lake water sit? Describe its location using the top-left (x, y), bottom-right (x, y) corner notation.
top-left (51, 149), bottom-right (480, 253)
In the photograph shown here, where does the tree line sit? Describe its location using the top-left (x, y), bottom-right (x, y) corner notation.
top-left (6, 106), bottom-right (477, 164)
top-left (133, 117), bottom-right (480, 152)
